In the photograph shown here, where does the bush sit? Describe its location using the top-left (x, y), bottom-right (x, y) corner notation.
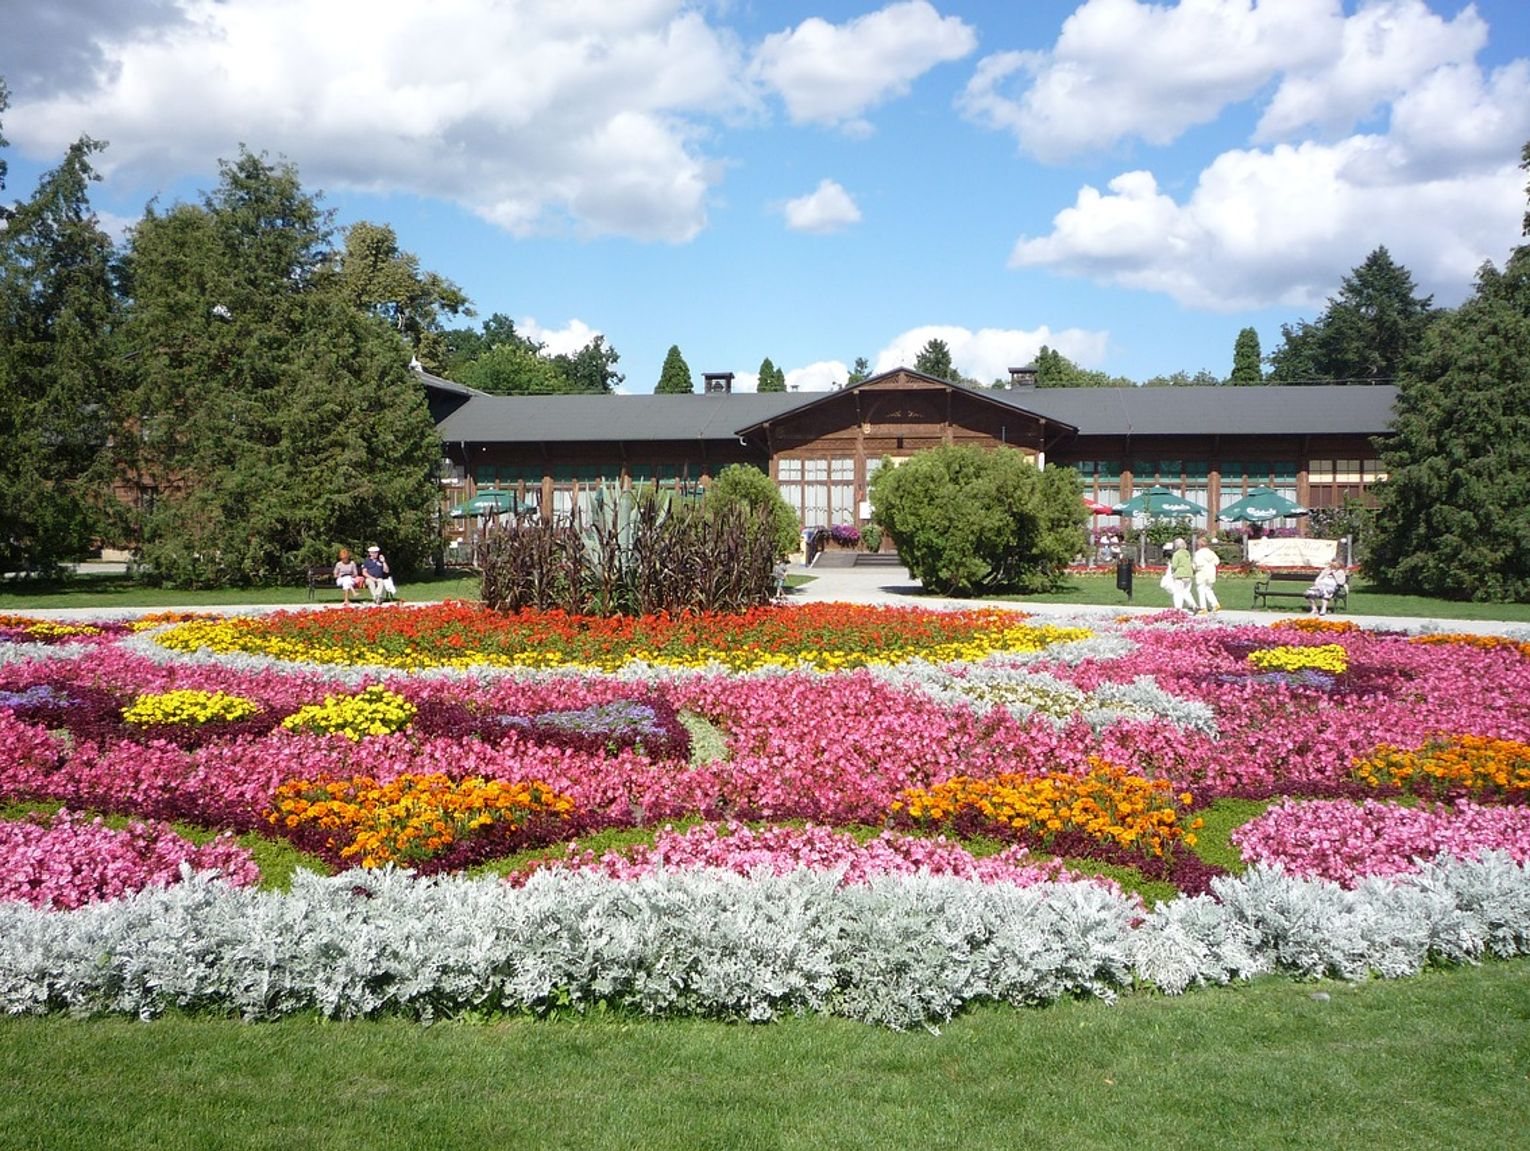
top-left (869, 445), bottom-right (1087, 596)
top-left (704, 465), bottom-right (801, 559)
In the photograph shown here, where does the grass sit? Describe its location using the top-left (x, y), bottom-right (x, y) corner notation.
top-left (0, 569), bottom-right (481, 611)
top-left (0, 962), bottom-right (1526, 1151)
top-left (997, 573), bottom-right (1530, 622)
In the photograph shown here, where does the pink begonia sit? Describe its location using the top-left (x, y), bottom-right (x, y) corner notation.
top-left (0, 809), bottom-right (258, 910)
top-left (522, 820), bottom-right (1120, 894)
top-left (3, 621), bottom-right (1530, 890)
top-left (1231, 798), bottom-right (1530, 885)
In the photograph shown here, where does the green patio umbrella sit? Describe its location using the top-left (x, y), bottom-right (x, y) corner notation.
top-left (448, 490), bottom-right (529, 518)
top-left (1111, 485), bottom-right (1208, 518)
top-left (1217, 487), bottom-right (1309, 523)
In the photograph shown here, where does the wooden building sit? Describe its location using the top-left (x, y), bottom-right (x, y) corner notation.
top-left (426, 366), bottom-right (1394, 536)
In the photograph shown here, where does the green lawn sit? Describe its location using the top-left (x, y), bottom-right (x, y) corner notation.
top-left (1, 962), bottom-right (1525, 1151)
top-left (997, 573), bottom-right (1530, 622)
top-left (0, 569), bottom-right (482, 611)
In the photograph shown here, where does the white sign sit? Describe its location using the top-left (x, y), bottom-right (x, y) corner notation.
top-left (1249, 538), bottom-right (1338, 567)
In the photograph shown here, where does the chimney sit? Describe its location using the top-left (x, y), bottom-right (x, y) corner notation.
top-left (1007, 363), bottom-right (1038, 389)
top-left (703, 372), bottom-right (734, 394)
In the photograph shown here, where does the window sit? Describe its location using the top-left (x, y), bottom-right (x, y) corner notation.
top-left (776, 455), bottom-right (858, 527)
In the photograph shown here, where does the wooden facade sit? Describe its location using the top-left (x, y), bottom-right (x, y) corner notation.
top-left (428, 368), bottom-right (1394, 540)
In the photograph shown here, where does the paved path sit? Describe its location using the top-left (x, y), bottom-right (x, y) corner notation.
top-left (6, 563), bottom-right (1525, 637)
top-left (783, 561), bottom-right (1528, 637)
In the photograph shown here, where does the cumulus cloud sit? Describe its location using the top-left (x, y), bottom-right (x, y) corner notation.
top-left (517, 317), bottom-right (603, 358)
top-left (751, 1), bottom-right (976, 133)
top-left (958, 0), bottom-right (1337, 162)
top-left (0, 0), bottom-right (754, 243)
top-left (0, 0), bottom-right (192, 98)
top-left (873, 325), bottom-right (1111, 383)
top-left (782, 179), bottom-right (862, 233)
top-left (1010, 139), bottom-right (1525, 311)
top-left (988, 0), bottom-right (1530, 311)
top-left (1255, 0), bottom-right (1487, 140)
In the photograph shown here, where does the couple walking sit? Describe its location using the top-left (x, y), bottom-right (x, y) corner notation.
top-left (332, 545), bottom-right (396, 606)
top-left (1165, 536), bottom-right (1221, 615)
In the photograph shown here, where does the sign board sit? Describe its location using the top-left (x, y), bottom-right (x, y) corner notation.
top-left (1248, 538), bottom-right (1338, 568)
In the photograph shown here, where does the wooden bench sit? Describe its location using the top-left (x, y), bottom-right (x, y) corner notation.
top-left (305, 565), bottom-right (352, 601)
top-left (1252, 569), bottom-right (1348, 612)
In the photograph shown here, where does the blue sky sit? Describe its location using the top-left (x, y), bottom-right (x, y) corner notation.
top-left (3, 1), bottom-right (1528, 393)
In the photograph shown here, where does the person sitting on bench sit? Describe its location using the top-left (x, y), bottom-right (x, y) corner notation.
top-left (1304, 561), bottom-right (1347, 616)
top-left (333, 548), bottom-right (361, 606)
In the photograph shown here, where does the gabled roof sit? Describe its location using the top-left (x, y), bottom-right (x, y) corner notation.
top-left (429, 364), bottom-right (1400, 446)
top-left (1010, 383), bottom-right (1398, 437)
top-left (435, 392), bottom-right (807, 444)
top-left (415, 367), bottom-right (484, 398)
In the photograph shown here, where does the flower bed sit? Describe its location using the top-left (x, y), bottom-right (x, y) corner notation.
top-left (2, 603), bottom-right (1529, 1026)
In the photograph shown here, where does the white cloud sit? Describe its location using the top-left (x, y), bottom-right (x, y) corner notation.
top-left (959, 0), bottom-right (1337, 162)
top-left (517, 317), bottom-right (603, 358)
top-left (1254, 0), bottom-right (1487, 141)
top-left (784, 361), bottom-right (849, 392)
top-left (993, 0), bottom-right (1530, 312)
top-left (751, 1), bottom-right (976, 132)
top-left (873, 325), bottom-right (1111, 383)
top-left (0, 0), bottom-right (754, 243)
top-left (782, 179), bottom-right (862, 233)
top-left (1010, 139), bottom-right (1525, 311)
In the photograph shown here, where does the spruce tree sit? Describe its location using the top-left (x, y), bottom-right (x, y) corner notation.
top-left (913, 338), bottom-right (957, 383)
top-left (0, 124), bottom-right (121, 574)
top-left (656, 344), bottom-right (694, 393)
top-left (1229, 327), bottom-right (1263, 384)
top-left (1363, 143), bottom-right (1530, 601)
top-left (757, 356), bottom-right (786, 392)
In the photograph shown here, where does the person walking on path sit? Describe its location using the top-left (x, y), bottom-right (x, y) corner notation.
top-left (1192, 535), bottom-right (1222, 614)
top-left (1169, 537), bottom-right (1196, 613)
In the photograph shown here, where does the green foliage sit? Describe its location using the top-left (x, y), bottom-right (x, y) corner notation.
top-left (869, 445), bottom-right (1088, 595)
top-left (480, 484), bottom-right (781, 615)
top-left (656, 344), bottom-right (694, 394)
top-left (1364, 226), bottom-right (1530, 601)
top-left (1230, 326), bottom-right (1263, 384)
top-left (460, 340), bottom-right (574, 395)
top-left (846, 356), bottom-right (871, 385)
top-left (116, 149), bottom-right (441, 587)
top-left (756, 356), bottom-right (786, 393)
top-left (912, 338), bottom-right (957, 383)
top-left (703, 464), bottom-right (800, 558)
top-left (1307, 497), bottom-right (1373, 548)
top-left (1033, 345), bottom-right (1132, 388)
top-left (1141, 369), bottom-right (1221, 387)
top-left (550, 335), bottom-right (622, 393)
top-left (0, 130), bottom-right (121, 575)
top-left (1267, 247), bottom-right (1437, 384)
top-left (337, 221), bottom-right (469, 373)
top-left (859, 521), bottom-right (882, 552)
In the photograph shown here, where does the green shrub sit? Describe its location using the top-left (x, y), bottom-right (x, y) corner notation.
top-left (704, 465), bottom-right (801, 559)
top-left (869, 445), bottom-right (1087, 596)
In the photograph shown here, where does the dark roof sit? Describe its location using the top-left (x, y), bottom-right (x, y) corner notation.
top-left (415, 367), bottom-right (484, 398)
top-left (435, 392), bottom-right (807, 444)
top-left (1006, 384), bottom-right (1398, 437)
top-left (432, 371), bottom-right (1399, 445)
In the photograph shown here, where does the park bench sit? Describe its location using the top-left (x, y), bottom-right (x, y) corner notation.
top-left (1251, 569), bottom-right (1348, 613)
top-left (305, 565), bottom-right (340, 600)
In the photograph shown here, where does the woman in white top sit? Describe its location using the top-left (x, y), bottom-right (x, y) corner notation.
top-left (1192, 536), bottom-right (1221, 614)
